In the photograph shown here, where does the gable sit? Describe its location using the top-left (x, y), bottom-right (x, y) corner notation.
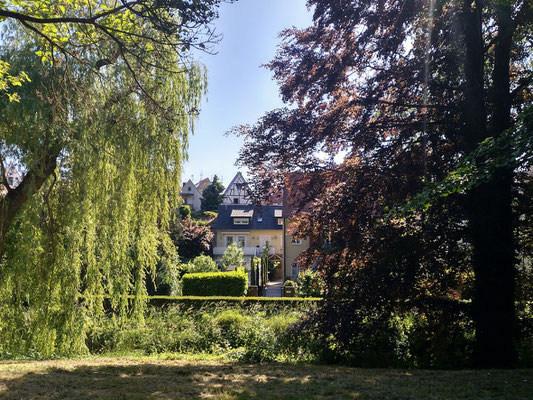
top-left (222, 172), bottom-right (250, 204)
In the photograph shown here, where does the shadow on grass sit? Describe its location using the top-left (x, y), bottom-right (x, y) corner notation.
top-left (0, 360), bottom-right (531, 400)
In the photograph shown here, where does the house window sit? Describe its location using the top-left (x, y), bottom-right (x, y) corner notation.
top-left (277, 218), bottom-right (283, 225)
top-left (291, 237), bottom-right (302, 245)
top-left (237, 236), bottom-right (246, 247)
top-left (233, 198), bottom-right (239, 204)
top-left (7, 177), bottom-right (13, 187)
top-left (225, 236), bottom-right (234, 247)
top-left (188, 186), bottom-right (192, 192)
top-left (233, 218), bottom-right (249, 225)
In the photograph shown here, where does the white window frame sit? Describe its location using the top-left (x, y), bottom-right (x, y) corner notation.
top-left (233, 217), bottom-right (249, 225)
top-left (225, 236), bottom-right (234, 247)
top-left (237, 235), bottom-right (246, 247)
top-left (291, 237), bottom-right (302, 245)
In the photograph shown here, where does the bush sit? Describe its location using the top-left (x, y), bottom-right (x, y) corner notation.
top-left (296, 269), bottom-right (324, 297)
top-left (146, 296), bottom-right (322, 309)
top-left (222, 243), bottom-right (244, 270)
top-left (203, 211), bottom-right (217, 220)
top-left (178, 205), bottom-right (191, 219)
top-left (187, 255), bottom-right (218, 274)
top-left (182, 271), bottom-right (248, 296)
top-left (86, 304), bottom-right (316, 362)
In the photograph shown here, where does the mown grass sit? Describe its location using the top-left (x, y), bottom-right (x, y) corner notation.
top-left (0, 356), bottom-right (530, 399)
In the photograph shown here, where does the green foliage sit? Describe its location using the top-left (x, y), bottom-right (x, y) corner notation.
top-left (250, 257), bottom-right (259, 286)
top-left (178, 205), bottom-right (191, 220)
top-left (296, 269), bottom-right (323, 298)
top-left (283, 279), bottom-right (295, 287)
top-left (203, 211), bottom-right (218, 219)
top-left (185, 255), bottom-right (218, 274)
top-left (86, 304), bottom-right (307, 363)
top-left (201, 175), bottom-right (225, 211)
top-left (182, 271), bottom-right (248, 297)
top-left (222, 243), bottom-right (244, 270)
top-left (145, 296), bottom-right (322, 309)
top-left (0, 22), bottom-right (208, 357)
top-left (0, 59), bottom-right (31, 102)
top-left (190, 210), bottom-right (217, 225)
top-left (391, 106), bottom-right (533, 217)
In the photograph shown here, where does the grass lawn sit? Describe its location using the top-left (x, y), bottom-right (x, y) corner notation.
top-left (0, 356), bottom-right (530, 399)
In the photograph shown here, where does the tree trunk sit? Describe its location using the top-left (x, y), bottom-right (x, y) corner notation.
top-left (463, 2), bottom-right (517, 367)
top-left (0, 152), bottom-right (57, 255)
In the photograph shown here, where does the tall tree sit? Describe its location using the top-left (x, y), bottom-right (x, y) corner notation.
top-left (201, 175), bottom-right (225, 211)
top-left (0, 1), bottom-right (229, 356)
top-left (235, 0), bottom-right (532, 367)
top-left (0, 0), bottom-right (231, 254)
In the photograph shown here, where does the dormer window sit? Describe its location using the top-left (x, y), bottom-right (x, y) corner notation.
top-left (233, 198), bottom-right (239, 204)
top-left (230, 209), bottom-right (253, 225)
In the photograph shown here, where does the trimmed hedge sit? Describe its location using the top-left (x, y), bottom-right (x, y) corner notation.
top-left (182, 271), bottom-right (248, 296)
top-left (147, 295), bottom-right (322, 308)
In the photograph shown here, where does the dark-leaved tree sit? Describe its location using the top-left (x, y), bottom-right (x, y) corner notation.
top-left (234, 0), bottom-right (532, 368)
top-left (171, 217), bottom-right (214, 262)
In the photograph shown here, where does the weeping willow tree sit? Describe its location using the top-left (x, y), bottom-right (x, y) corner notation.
top-left (0, 18), bottom-right (207, 356)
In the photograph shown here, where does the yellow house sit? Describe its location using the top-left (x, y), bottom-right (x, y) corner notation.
top-left (281, 183), bottom-right (312, 280)
top-left (212, 204), bottom-right (284, 279)
top-left (283, 220), bottom-right (311, 280)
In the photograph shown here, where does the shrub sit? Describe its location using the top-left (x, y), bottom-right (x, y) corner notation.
top-left (182, 271), bottom-right (248, 296)
top-left (188, 255), bottom-right (218, 273)
top-left (283, 279), bottom-right (295, 287)
top-left (222, 243), bottom-right (244, 270)
top-left (296, 269), bottom-right (324, 297)
top-left (203, 211), bottom-right (217, 220)
top-left (146, 296), bottom-right (322, 309)
top-left (178, 204), bottom-right (191, 219)
top-left (86, 304), bottom-right (315, 362)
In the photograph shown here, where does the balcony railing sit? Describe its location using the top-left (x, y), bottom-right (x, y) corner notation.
top-left (213, 246), bottom-right (281, 257)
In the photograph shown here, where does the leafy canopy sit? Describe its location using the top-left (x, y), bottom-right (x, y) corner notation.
top-left (201, 174), bottom-right (225, 211)
top-left (0, 0), bottom-right (226, 357)
top-left (222, 242), bottom-right (244, 270)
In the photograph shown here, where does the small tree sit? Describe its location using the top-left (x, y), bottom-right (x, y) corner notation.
top-left (171, 217), bottom-right (214, 262)
top-left (222, 243), bottom-right (244, 270)
top-left (201, 175), bottom-right (225, 211)
top-left (189, 255), bottom-right (218, 273)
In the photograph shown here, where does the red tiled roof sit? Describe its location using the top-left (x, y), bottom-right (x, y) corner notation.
top-left (195, 178), bottom-right (211, 192)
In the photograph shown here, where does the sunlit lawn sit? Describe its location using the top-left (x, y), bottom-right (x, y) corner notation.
top-left (0, 356), bottom-right (530, 399)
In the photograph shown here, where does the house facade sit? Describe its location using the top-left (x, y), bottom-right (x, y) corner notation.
top-left (212, 204), bottom-right (284, 279)
top-left (282, 181), bottom-right (312, 280)
top-left (222, 172), bottom-right (251, 205)
top-left (283, 222), bottom-right (311, 281)
top-left (181, 179), bottom-right (203, 211)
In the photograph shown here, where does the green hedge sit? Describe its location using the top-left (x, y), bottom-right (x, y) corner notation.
top-left (182, 271), bottom-right (248, 296)
top-left (147, 296), bottom-right (321, 310)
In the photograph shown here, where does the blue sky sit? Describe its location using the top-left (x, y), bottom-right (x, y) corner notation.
top-left (181, 0), bottom-right (313, 187)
